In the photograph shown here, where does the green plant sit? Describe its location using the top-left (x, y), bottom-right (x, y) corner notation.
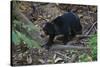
top-left (12, 30), bottom-right (41, 48)
top-left (79, 53), bottom-right (92, 62)
top-left (89, 34), bottom-right (97, 61)
top-left (12, 20), bottom-right (41, 48)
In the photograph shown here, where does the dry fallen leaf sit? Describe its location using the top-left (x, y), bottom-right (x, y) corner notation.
top-left (27, 55), bottom-right (32, 64)
top-left (55, 57), bottom-right (63, 63)
top-left (38, 59), bottom-right (45, 64)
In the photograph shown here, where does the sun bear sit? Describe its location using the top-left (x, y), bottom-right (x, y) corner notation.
top-left (40, 12), bottom-right (82, 49)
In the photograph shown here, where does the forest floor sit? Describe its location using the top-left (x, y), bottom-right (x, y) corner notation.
top-left (11, 1), bottom-right (97, 66)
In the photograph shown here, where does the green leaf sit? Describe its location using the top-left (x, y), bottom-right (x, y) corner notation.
top-left (16, 31), bottom-right (40, 48)
top-left (12, 31), bottom-right (21, 45)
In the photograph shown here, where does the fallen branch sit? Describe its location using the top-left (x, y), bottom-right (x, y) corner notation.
top-left (54, 35), bottom-right (92, 43)
top-left (50, 44), bottom-right (91, 50)
top-left (76, 35), bottom-right (92, 38)
top-left (55, 34), bottom-right (92, 39)
top-left (75, 35), bottom-right (92, 39)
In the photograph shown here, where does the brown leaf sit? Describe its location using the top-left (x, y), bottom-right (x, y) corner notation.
top-left (55, 57), bottom-right (63, 63)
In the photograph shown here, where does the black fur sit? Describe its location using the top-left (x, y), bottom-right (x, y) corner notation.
top-left (42, 12), bottom-right (82, 49)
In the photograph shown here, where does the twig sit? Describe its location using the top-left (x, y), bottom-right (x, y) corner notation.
top-left (55, 52), bottom-right (71, 59)
top-left (94, 26), bottom-right (97, 32)
top-left (85, 22), bottom-right (97, 35)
